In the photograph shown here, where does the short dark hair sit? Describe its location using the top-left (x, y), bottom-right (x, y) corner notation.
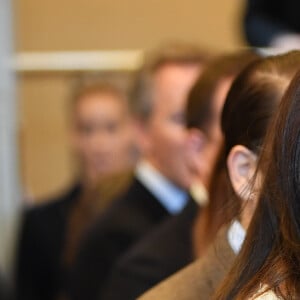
top-left (130, 42), bottom-right (210, 121)
top-left (185, 50), bottom-right (259, 136)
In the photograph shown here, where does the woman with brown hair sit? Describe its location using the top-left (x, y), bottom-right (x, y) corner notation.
top-left (213, 69), bottom-right (300, 299)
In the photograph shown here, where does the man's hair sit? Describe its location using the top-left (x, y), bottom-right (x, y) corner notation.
top-left (186, 50), bottom-right (259, 137)
top-left (130, 42), bottom-right (210, 121)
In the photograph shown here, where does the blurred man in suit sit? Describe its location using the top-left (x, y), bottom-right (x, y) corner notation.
top-left (67, 43), bottom-right (208, 300)
top-left (100, 51), bottom-right (258, 300)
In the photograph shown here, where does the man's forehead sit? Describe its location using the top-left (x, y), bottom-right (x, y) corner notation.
top-left (74, 91), bottom-right (126, 112)
top-left (154, 62), bottom-right (201, 80)
top-left (152, 63), bottom-right (200, 101)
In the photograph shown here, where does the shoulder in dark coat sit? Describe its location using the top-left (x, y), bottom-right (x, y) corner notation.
top-left (15, 184), bottom-right (81, 300)
top-left (68, 177), bottom-right (170, 300)
top-left (138, 226), bottom-right (236, 300)
top-left (101, 199), bottom-right (198, 300)
top-left (0, 271), bottom-right (13, 300)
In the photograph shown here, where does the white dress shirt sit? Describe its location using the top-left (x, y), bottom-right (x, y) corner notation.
top-left (228, 221), bottom-right (280, 299)
top-left (227, 219), bottom-right (246, 254)
top-left (135, 160), bottom-right (188, 215)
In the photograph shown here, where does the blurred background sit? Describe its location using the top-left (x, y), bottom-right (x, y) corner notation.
top-left (1, 0), bottom-right (247, 283)
top-left (15, 0), bottom-right (245, 199)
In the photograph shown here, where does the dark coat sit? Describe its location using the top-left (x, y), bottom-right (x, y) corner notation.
top-left (15, 184), bottom-right (82, 300)
top-left (138, 226), bottom-right (236, 300)
top-left (101, 199), bottom-right (198, 300)
top-left (0, 271), bottom-right (12, 300)
top-left (68, 178), bottom-right (170, 300)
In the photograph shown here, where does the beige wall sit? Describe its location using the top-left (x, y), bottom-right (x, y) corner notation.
top-left (14, 0), bottom-right (246, 200)
top-left (18, 73), bottom-right (76, 200)
top-left (15, 0), bottom-right (245, 51)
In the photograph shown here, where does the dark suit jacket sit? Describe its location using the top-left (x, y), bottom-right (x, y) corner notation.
top-left (244, 0), bottom-right (300, 46)
top-left (138, 226), bottom-right (236, 300)
top-left (101, 199), bottom-right (198, 300)
top-left (68, 178), bottom-right (170, 300)
top-left (15, 184), bottom-right (82, 300)
top-left (0, 271), bottom-right (12, 300)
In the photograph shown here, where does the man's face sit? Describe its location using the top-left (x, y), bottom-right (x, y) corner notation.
top-left (187, 77), bottom-right (233, 188)
top-left (72, 92), bottom-right (134, 184)
top-left (201, 77), bottom-right (233, 184)
top-left (140, 63), bottom-right (200, 189)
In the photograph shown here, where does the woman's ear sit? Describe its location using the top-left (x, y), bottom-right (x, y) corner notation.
top-left (227, 145), bottom-right (257, 201)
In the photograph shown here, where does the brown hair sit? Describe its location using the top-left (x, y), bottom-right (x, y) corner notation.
top-left (186, 50), bottom-right (258, 136)
top-left (195, 51), bottom-right (300, 258)
top-left (213, 55), bottom-right (300, 299)
top-left (130, 42), bottom-right (210, 121)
